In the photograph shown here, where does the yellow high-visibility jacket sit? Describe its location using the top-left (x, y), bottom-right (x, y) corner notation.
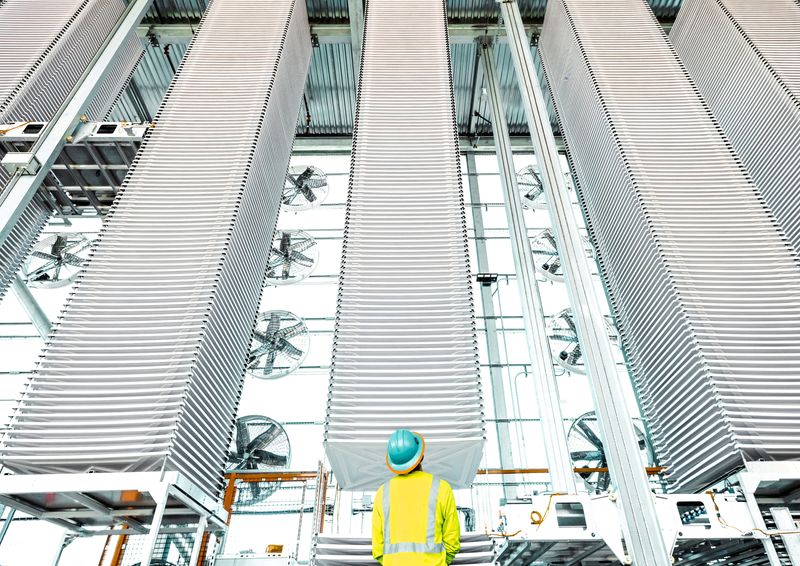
top-left (372, 471), bottom-right (460, 566)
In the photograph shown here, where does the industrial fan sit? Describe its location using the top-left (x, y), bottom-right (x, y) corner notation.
top-left (23, 233), bottom-right (93, 288)
top-left (246, 310), bottom-right (310, 379)
top-left (546, 308), bottom-right (618, 374)
top-left (517, 165), bottom-right (547, 210)
top-left (530, 229), bottom-right (563, 282)
top-left (265, 230), bottom-right (319, 285)
top-left (530, 229), bottom-right (594, 283)
top-left (568, 411), bottom-right (652, 493)
top-left (227, 415), bottom-right (291, 505)
top-left (283, 165), bottom-right (328, 211)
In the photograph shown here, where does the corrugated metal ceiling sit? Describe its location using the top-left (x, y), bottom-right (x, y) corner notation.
top-left (143, 0), bottom-right (683, 23)
top-left (121, 0), bottom-right (684, 137)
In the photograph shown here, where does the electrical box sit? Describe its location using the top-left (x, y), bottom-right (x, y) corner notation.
top-left (1, 152), bottom-right (40, 175)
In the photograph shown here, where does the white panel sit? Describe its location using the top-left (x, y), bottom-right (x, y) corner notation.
top-left (0, 0), bottom-right (311, 498)
top-left (671, 0), bottom-right (800, 251)
top-left (325, 0), bottom-right (484, 491)
top-left (540, 0), bottom-right (800, 492)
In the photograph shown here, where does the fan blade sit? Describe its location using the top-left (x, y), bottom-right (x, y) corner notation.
top-left (563, 314), bottom-right (578, 333)
top-left (300, 186), bottom-right (317, 203)
top-left (30, 251), bottom-right (58, 261)
top-left (60, 252), bottom-right (86, 267)
top-left (549, 333), bottom-right (578, 342)
top-left (275, 322), bottom-right (305, 340)
top-left (576, 420), bottom-right (604, 450)
top-left (289, 238), bottom-right (314, 253)
top-left (282, 256), bottom-right (291, 280)
top-left (570, 450), bottom-right (603, 461)
top-left (267, 249), bottom-right (286, 271)
top-left (235, 419), bottom-right (250, 454)
top-left (276, 339), bottom-right (303, 360)
top-left (247, 343), bottom-right (274, 367)
top-left (246, 423), bottom-right (283, 452)
top-left (265, 313), bottom-right (281, 337)
top-left (279, 231), bottom-right (291, 253)
top-left (262, 347), bottom-right (277, 375)
top-left (51, 236), bottom-right (67, 256)
top-left (288, 250), bottom-right (313, 266)
top-left (251, 449), bottom-right (288, 467)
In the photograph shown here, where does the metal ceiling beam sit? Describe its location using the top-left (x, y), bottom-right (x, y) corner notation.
top-left (291, 135), bottom-right (560, 154)
top-left (138, 21), bottom-right (542, 45)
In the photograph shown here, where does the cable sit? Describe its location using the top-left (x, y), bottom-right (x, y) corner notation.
top-left (0, 121), bottom-right (32, 135)
top-left (530, 492), bottom-right (567, 530)
top-left (707, 491), bottom-right (800, 537)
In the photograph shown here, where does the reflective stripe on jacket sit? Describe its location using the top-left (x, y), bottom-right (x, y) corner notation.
top-left (372, 471), bottom-right (460, 566)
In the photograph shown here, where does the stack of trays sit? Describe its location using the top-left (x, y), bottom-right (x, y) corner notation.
top-left (325, 0), bottom-right (484, 491)
top-left (539, 0), bottom-right (800, 492)
top-left (0, 0), bottom-right (143, 300)
top-left (0, 0), bottom-right (311, 499)
top-left (671, 0), bottom-right (800, 251)
top-left (312, 534), bottom-right (495, 565)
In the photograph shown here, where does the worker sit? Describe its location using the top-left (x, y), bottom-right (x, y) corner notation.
top-left (372, 429), bottom-right (460, 565)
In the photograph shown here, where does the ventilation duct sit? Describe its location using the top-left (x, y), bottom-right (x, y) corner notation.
top-left (0, 0), bottom-right (143, 301)
top-left (0, 0), bottom-right (311, 498)
top-left (325, 0), bottom-right (484, 490)
top-left (539, 0), bottom-right (800, 492)
top-left (670, 0), bottom-right (800, 251)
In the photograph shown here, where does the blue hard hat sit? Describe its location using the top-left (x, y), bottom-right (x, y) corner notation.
top-left (386, 429), bottom-right (425, 475)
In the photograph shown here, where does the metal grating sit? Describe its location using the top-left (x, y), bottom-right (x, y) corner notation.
top-left (0, 0), bottom-right (311, 498)
top-left (670, 0), bottom-right (800, 252)
top-left (539, 0), bottom-right (800, 493)
top-left (324, 0), bottom-right (484, 491)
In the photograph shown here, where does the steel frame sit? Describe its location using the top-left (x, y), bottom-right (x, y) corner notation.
top-left (0, 471), bottom-right (225, 566)
top-left (0, 0), bottom-right (154, 247)
top-left (497, 0), bottom-right (671, 563)
top-left (495, 491), bottom-right (764, 565)
top-left (466, 152), bottom-right (516, 500)
top-left (480, 38), bottom-right (575, 494)
top-left (0, 121), bottom-right (150, 216)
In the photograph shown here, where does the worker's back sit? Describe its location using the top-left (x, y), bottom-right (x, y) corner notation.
top-left (372, 470), bottom-right (460, 566)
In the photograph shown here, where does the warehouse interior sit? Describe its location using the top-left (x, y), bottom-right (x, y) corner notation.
top-left (0, 0), bottom-right (798, 564)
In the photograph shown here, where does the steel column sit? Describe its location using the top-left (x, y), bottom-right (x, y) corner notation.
top-left (770, 507), bottom-right (800, 565)
top-left (188, 516), bottom-right (208, 566)
top-left (11, 274), bottom-right (51, 339)
top-left (0, 0), bottom-right (155, 248)
top-left (347, 0), bottom-right (364, 80)
top-left (466, 152), bottom-right (516, 499)
top-left (480, 41), bottom-right (575, 494)
top-left (498, 0), bottom-right (669, 563)
top-left (140, 492), bottom-right (168, 566)
top-left (0, 507), bottom-right (15, 547)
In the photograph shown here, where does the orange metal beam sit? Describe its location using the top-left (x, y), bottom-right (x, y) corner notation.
top-left (477, 467), bottom-right (666, 475)
top-left (108, 529), bottom-right (128, 566)
top-left (224, 471), bottom-right (318, 483)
